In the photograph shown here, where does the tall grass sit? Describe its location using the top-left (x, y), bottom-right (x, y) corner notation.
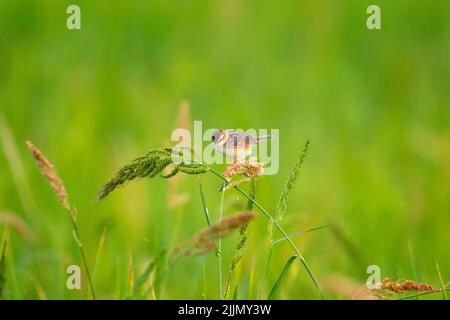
top-left (0, 116), bottom-right (35, 217)
top-left (273, 139), bottom-right (310, 225)
top-left (207, 166), bottom-right (327, 299)
top-left (224, 178), bottom-right (256, 299)
top-left (146, 211), bottom-right (257, 297)
top-left (98, 143), bottom-right (327, 299)
top-left (260, 224), bottom-right (328, 298)
top-left (268, 256), bottom-right (296, 300)
top-left (246, 139), bottom-right (327, 299)
top-left (2, 0), bottom-right (450, 300)
top-left (217, 186), bottom-right (225, 299)
top-left (25, 141), bottom-right (96, 299)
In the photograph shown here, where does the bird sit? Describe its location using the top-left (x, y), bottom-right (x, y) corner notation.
top-left (211, 129), bottom-right (271, 162)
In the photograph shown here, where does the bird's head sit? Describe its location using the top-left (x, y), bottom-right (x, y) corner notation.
top-left (211, 129), bottom-right (228, 146)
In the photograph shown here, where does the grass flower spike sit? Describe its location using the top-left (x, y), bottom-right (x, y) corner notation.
top-left (25, 141), bottom-right (70, 211)
top-left (98, 147), bottom-right (207, 200)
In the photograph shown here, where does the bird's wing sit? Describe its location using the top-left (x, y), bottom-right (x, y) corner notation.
top-left (225, 131), bottom-right (257, 148)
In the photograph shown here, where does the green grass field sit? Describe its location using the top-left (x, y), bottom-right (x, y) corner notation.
top-left (0, 1), bottom-right (449, 300)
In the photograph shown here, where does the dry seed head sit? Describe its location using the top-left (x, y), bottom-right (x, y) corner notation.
top-left (25, 141), bottom-right (70, 211)
top-left (223, 157), bottom-right (264, 179)
top-left (175, 101), bottom-right (191, 136)
top-left (351, 287), bottom-right (389, 300)
top-left (381, 278), bottom-right (435, 293)
top-left (0, 211), bottom-right (37, 244)
top-left (223, 177), bottom-right (252, 191)
top-left (352, 278), bottom-right (436, 300)
top-left (184, 211), bottom-right (257, 257)
top-left (322, 274), bottom-right (361, 299)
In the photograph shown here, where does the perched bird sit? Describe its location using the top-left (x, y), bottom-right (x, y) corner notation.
top-left (211, 129), bottom-right (271, 162)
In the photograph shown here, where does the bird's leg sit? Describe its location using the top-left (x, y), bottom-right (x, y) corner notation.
top-left (223, 157), bottom-right (241, 178)
top-left (223, 149), bottom-right (244, 178)
top-left (232, 149), bottom-right (244, 166)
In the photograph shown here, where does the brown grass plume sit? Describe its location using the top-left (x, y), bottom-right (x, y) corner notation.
top-left (25, 141), bottom-right (69, 211)
top-left (173, 211), bottom-right (257, 258)
top-left (352, 278), bottom-right (436, 300)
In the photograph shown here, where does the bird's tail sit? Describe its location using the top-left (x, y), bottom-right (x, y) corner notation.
top-left (257, 135), bottom-right (271, 141)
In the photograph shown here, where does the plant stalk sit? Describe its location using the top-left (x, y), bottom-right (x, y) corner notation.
top-left (69, 211), bottom-right (96, 300)
top-left (203, 164), bottom-right (326, 300)
top-left (217, 185), bottom-right (225, 299)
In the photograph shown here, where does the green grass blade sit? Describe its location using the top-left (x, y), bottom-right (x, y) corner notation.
top-left (0, 116), bottom-right (35, 217)
top-left (225, 178), bottom-right (256, 300)
top-left (200, 163), bottom-right (326, 299)
top-left (394, 287), bottom-right (449, 300)
top-left (259, 225), bottom-right (326, 298)
top-left (268, 256), bottom-right (297, 300)
top-left (217, 185), bottom-right (225, 300)
top-left (126, 259), bottom-right (157, 299)
top-left (435, 261), bottom-right (448, 300)
top-left (233, 184), bottom-right (326, 299)
top-left (259, 245), bottom-right (273, 299)
top-left (272, 225), bottom-right (328, 246)
top-left (199, 180), bottom-right (212, 227)
top-left (92, 223), bottom-right (110, 281)
top-left (0, 239), bottom-right (7, 299)
top-left (233, 285), bottom-right (239, 300)
top-left (202, 261), bottom-right (207, 300)
top-left (408, 240), bottom-right (418, 281)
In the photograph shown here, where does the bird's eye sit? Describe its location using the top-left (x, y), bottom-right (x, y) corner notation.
top-left (212, 135), bottom-right (215, 142)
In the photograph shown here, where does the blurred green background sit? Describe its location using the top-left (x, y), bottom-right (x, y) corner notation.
top-left (0, 0), bottom-right (449, 299)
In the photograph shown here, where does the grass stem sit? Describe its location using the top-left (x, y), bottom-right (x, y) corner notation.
top-left (435, 261), bottom-right (448, 300)
top-left (217, 185), bottom-right (225, 300)
top-left (69, 212), bottom-right (96, 300)
top-left (201, 164), bottom-right (326, 300)
top-left (259, 224), bottom-right (328, 298)
top-left (394, 286), bottom-right (449, 300)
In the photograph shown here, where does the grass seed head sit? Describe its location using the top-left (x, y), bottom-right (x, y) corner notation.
top-left (352, 278), bottom-right (436, 300)
top-left (274, 139), bottom-right (310, 223)
top-left (182, 211), bottom-right (257, 257)
top-left (381, 278), bottom-right (435, 293)
top-left (0, 211), bottom-right (37, 244)
top-left (223, 157), bottom-right (264, 179)
top-left (98, 147), bottom-right (207, 200)
top-left (25, 141), bottom-right (70, 211)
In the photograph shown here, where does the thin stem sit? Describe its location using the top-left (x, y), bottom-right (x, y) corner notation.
top-left (394, 287), bottom-right (449, 300)
top-left (272, 225), bottom-right (329, 246)
top-left (239, 188), bottom-right (325, 299)
top-left (435, 261), bottom-right (448, 300)
top-left (259, 224), bottom-right (327, 298)
top-left (92, 223), bottom-right (109, 280)
top-left (69, 212), bottom-right (96, 300)
top-left (199, 180), bottom-right (212, 227)
top-left (202, 164), bottom-right (326, 300)
top-left (224, 268), bottom-right (232, 300)
top-left (202, 261), bottom-right (207, 300)
top-left (147, 254), bottom-right (182, 295)
top-left (259, 244), bottom-right (273, 299)
top-left (218, 185), bottom-right (225, 300)
top-left (224, 178), bottom-right (256, 300)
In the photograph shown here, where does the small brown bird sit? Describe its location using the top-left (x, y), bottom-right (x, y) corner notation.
top-left (211, 129), bottom-right (271, 162)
